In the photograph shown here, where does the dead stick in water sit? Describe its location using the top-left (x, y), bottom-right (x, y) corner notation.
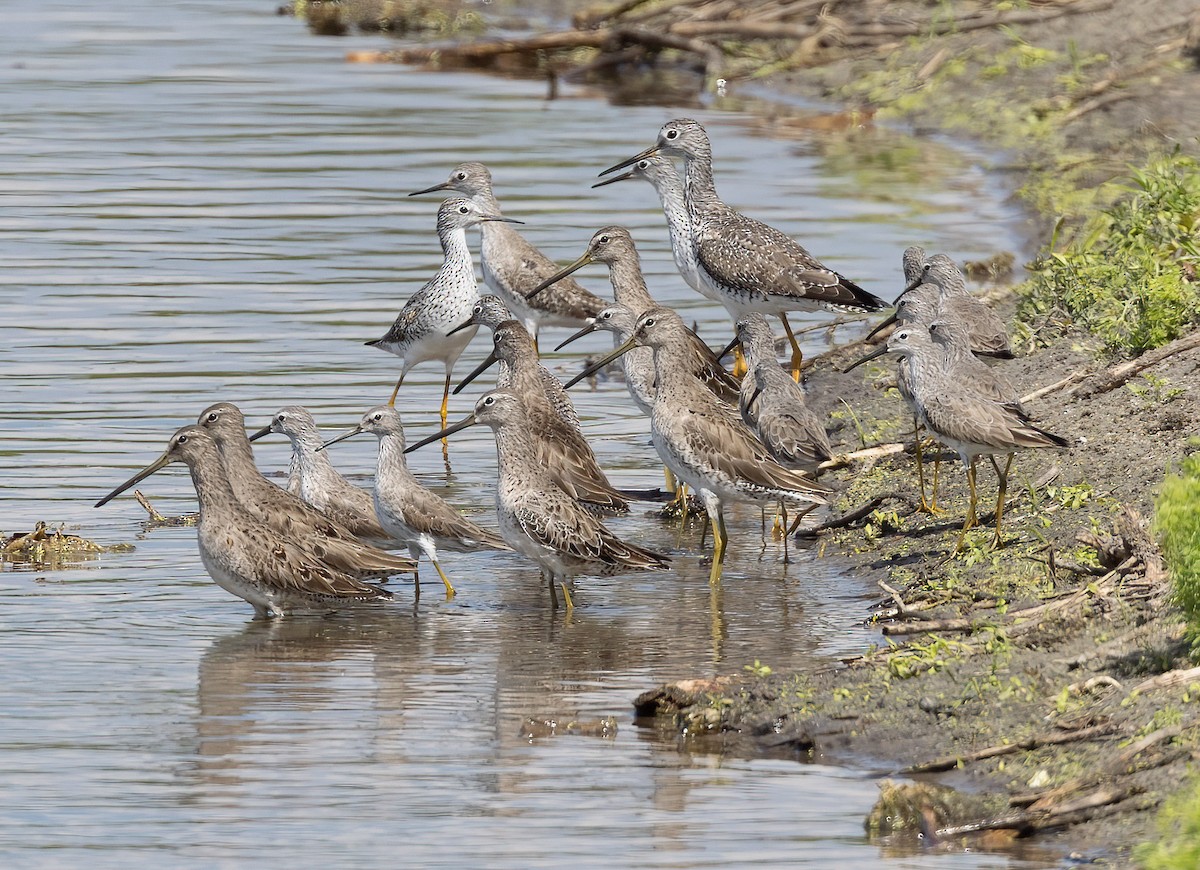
top-left (903, 721), bottom-right (1118, 774)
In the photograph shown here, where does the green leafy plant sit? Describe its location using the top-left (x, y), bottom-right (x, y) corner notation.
top-left (1156, 454), bottom-right (1200, 652)
top-left (1136, 774), bottom-right (1200, 869)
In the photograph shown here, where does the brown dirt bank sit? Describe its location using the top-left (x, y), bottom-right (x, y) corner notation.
top-left (296, 0), bottom-right (1200, 861)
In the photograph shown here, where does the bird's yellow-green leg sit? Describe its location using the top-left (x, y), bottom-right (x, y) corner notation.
top-left (780, 313), bottom-right (803, 383)
top-left (731, 343), bottom-right (748, 379)
top-left (781, 501), bottom-right (790, 563)
top-left (930, 457), bottom-right (942, 512)
top-left (388, 372), bottom-right (405, 407)
top-left (954, 458), bottom-right (979, 553)
top-left (559, 582), bottom-right (574, 611)
top-left (439, 373), bottom-right (452, 429)
top-left (989, 453), bottom-right (1014, 550)
top-left (709, 510), bottom-right (728, 585)
top-left (533, 334), bottom-right (541, 357)
top-left (432, 559), bottom-right (456, 598)
top-left (548, 572), bottom-right (559, 609)
top-left (677, 483), bottom-right (691, 533)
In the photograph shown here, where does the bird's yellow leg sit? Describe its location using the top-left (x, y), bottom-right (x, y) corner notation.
top-left (432, 559), bottom-right (456, 598)
top-left (559, 582), bottom-right (574, 611)
top-left (731, 343), bottom-right (748, 379)
top-left (533, 334), bottom-right (541, 357)
top-left (954, 459), bottom-right (980, 553)
top-left (989, 453), bottom-right (1014, 550)
top-left (439, 373), bottom-right (452, 429)
top-left (678, 483), bottom-right (690, 533)
top-left (780, 313), bottom-right (803, 383)
top-left (708, 510), bottom-right (728, 585)
top-left (388, 372), bottom-right (405, 407)
top-left (781, 501), bottom-right (790, 563)
top-left (930, 458), bottom-right (942, 511)
top-left (548, 573), bottom-right (559, 609)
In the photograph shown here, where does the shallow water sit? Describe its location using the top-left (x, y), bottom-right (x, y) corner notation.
top-left (1, 2), bottom-right (1046, 866)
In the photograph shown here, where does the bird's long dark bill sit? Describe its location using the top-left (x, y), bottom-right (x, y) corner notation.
top-left (480, 215), bottom-right (523, 225)
top-left (591, 166), bottom-right (638, 189)
top-left (94, 450), bottom-right (175, 508)
top-left (563, 337), bottom-right (637, 389)
top-left (526, 251), bottom-right (592, 300)
top-left (247, 423), bottom-right (272, 442)
top-left (318, 424), bottom-right (364, 452)
top-left (864, 310), bottom-right (898, 341)
top-left (404, 415), bottom-right (477, 454)
top-left (842, 344), bottom-right (890, 373)
top-left (901, 274), bottom-right (923, 294)
top-left (453, 350), bottom-right (498, 395)
top-left (407, 181), bottom-right (452, 196)
top-left (716, 335), bottom-right (739, 361)
top-left (554, 321), bottom-right (598, 352)
top-left (598, 144), bottom-right (660, 177)
top-left (747, 385), bottom-right (764, 410)
top-left (446, 317), bottom-right (475, 337)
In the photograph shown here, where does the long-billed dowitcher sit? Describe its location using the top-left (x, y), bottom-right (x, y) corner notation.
top-left (567, 307), bottom-right (830, 581)
top-left (409, 162), bottom-right (606, 347)
top-left (247, 406), bottom-right (397, 545)
top-left (531, 226), bottom-right (740, 405)
top-left (95, 426), bottom-right (392, 618)
top-left (321, 405), bottom-right (510, 598)
top-left (407, 390), bottom-right (669, 608)
top-left (366, 196), bottom-right (520, 428)
top-left (599, 118), bottom-right (886, 378)
top-left (885, 325), bottom-right (1067, 548)
top-left (447, 294), bottom-right (579, 424)
top-left (197, 402), bottom-right (416, 579)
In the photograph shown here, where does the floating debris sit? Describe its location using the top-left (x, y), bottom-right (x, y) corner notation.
top-left (519, 716), bottom-right (618, 740)
top-left (2, 521), bottom-right (134, 569)
top-left (134, 490), bottom-right (198, 527)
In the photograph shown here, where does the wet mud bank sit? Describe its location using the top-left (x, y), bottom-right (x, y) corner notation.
top-left (294, 0), bottom-right (1200, 860)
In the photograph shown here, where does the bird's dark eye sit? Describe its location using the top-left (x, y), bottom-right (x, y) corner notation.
top-left (206, 412), bottom-right (218, 423)
top-left (639, 160), bottom-right (649, 169)
top-left (373, 413), bottom-right (382, 421)
top-left (483, 396), bottom-right (495, 406)
top-left (456, 172), bottom-right (467, 180)
top-left (178, 434), bottom-right (188, 444)
top-left (458, 205), bottom-right (469, 214)
top-left (601, 311), bottom-right (612, 319)
top-left (666, 129), bottom-right (678, 139)
top-left (645, 318), bottom-right (656, 327)
top-left (599, 235), bottom-right (609, 244)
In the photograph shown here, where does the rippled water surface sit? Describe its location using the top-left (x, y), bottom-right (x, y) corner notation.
top-left (1, 1), bottom-right (1044, 867)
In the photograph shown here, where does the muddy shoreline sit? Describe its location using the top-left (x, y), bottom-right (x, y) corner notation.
top-left (301, 0), bottom-right (1200, 861)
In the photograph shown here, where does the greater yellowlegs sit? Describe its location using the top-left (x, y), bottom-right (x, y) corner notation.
top-left (247, 406), bottom-right (396, 545)
top-left (567, 307), bottom-right (830, 581)
top-left (321, 405), bottom-right (510, 598)
top-left (599, 119), bottom-right (886, 378)
top-left (366, 196), bottom-right (520, 428)
top-left (886, 325), bottom-right (1068, 548)
top-left (95, 425), bottom-right (392, 618)
top-left (197, 402), bottom-right (416, 579)
top-left (409, 162), bottom-right (606, 347)
top-left (408, 390), bottom-right (669, 607)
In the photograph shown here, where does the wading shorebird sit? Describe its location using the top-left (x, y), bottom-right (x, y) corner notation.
top-left (567, 307), bottom-right (830, 582)
top-left (406, 390), bottom-right (669, 609)
top-left (409, 162), bottom-right (605, 350)
top-left (95, 426), bottom-right (392, 619)
top-left (366, 196), bottom-right (521, 429)
top-left (598, 118), bottom-right (887, 380)
top-left (321, 405), bottom-right (510, 598)
top-left (249, 406), bottom-right (398, 546)
top-left (197, 402), bottom-right (415, 580)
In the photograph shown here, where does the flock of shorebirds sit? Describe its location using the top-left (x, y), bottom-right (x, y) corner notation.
top-left (95, 118), bottom-right (1069, 618)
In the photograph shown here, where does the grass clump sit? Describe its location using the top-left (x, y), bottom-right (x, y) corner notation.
top-left (1156, 454), bottom-right (1200, 651)
top-left (1016, 151), bottom-right (1200, 356)
top-left (1135, 774), bottom-right (1200, 869)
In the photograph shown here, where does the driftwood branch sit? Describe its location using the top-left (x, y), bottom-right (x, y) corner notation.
top-left (1070, 329), bottom-right (1200, 398)
top-left (903, 721), bottom-right (1118, 774)
top-left (1132, 665), bottom-right (1200, 695)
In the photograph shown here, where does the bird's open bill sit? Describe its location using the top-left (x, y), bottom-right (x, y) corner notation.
top-left (452, 350), bottom-right (498, 395)
top-left (842, 343), bottom-right (890, 374)
top-left (247, 423), bottom-right (272, 442)
top-left (563, 335), bottom-right (638, 389)
top-left (598, 143), bottom-right (660, 177)
top-left (404, 414), bottom-right (477, 454)
top-left (446, 317), bottom-right (476, 337)
top-left (526, 250), bottom-right (594, 301)
top-left (590, 165), bottom-right (639, 189)
top-left (94, 450), bottom-right (174, 508)
top-left (554, 320), bottom-right (599, 352)
top-left (317, 424), bottom-right (364, 452)
top-left (865, 310), bottom-right (899, 341)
